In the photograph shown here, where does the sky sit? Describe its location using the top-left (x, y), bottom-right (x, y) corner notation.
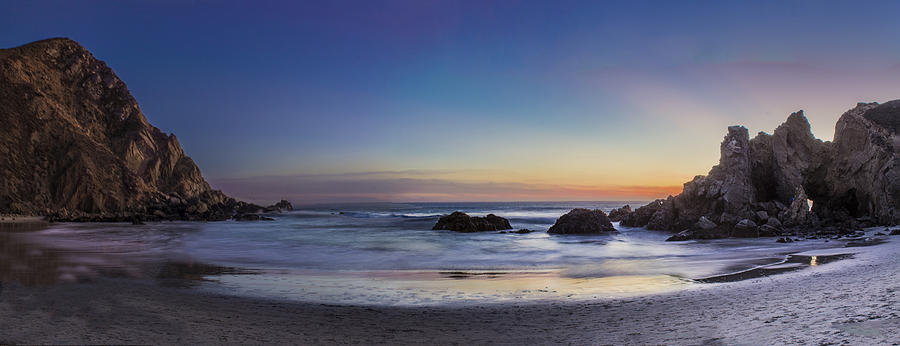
top-left (2, 0), bottom-right (899, 204)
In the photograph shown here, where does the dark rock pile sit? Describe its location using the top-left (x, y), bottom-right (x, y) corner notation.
top-left (432, 212), bottom-right (512, 232)
top-left (614, 102), bottom-right (898, 240)
top-left (548, 208), bottom-right (617, 234)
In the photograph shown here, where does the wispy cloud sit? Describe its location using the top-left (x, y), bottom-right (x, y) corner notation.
top-left (209, 172), bottom-right (682, 205)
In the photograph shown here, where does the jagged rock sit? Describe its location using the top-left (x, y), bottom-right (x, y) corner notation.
top-left (233, 214), bottom-right (274, 221)
top-left (819, 102), bottom-right (899, 224)
top-left (758, 224), bottom-right (780, 237)
top-left (0, 38), bottom-right (281, 221)
top-left (620, 199), bottom-right (664, 227)
top-left (666, 231), bottom-right (692, 241)
top-left (646, 196), bottom-right (678, 230)
top-left (766, 217), bottom-right (783, 229)
top-left (432, 212), bottom-right (512, 232)
top-left (607, 205), bottom-right (633, 222)
top-left (666, 228), bottom-right (726, 241)
top-left (620, 101), bottom-right (899, 239)
top-left (265, 199), bottom-right (293, 212)
top-left (548, 209), bottom-right (617, 234)
top-left (637, 126), bottom-right (759, 234)
top-left (732, 219), bottom-right (759, 238)
top-left (696, 216), bottom-right (717, 230)
top-left (784, 187), bottom-right (812, 227)
top-left (890, 229), bottom-right (900, 236)
top-left (234, 214), bottom-right (261, 221)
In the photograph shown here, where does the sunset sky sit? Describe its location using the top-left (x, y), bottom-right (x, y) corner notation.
top-left (3, 1), bottom-right (900, 203)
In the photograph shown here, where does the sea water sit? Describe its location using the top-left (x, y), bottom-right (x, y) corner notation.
top-left (0, 202), bottom-right (852, 306)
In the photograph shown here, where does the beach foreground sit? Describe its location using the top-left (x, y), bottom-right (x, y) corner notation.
top-left (2, 230), bottom-right (898, 345)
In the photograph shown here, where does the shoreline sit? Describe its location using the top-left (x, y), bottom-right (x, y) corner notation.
top-left (2, 229), bottom-right (898, 344)
top-left (0, 215), bottom-right (45, 224)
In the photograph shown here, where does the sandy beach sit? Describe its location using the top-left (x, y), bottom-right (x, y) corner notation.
top-left (1, 227), bottom-right (898, 345)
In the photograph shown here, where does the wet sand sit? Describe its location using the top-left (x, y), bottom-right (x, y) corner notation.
top-left (0, 215), bottom-right (44, 224)
top-left (1, 228), bottom-right (898, 344)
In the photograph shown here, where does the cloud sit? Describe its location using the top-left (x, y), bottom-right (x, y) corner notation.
top-left (209, 172), bottom-right (682, 205)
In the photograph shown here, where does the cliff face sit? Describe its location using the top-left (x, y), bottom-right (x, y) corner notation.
top-left (0, 38), bottom-right (243, 219)
top-left (621, 102), bottom-right (898, 239)
top-left (820, 102), bottom-right (899, 224)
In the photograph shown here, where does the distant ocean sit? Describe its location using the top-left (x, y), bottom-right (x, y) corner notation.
top-left (10, 202), bottom-right (849, 306)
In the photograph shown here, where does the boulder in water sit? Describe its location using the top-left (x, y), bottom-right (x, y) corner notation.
top-left (432, 212), bottom-right (512, 232)
top-left (548, 209), bottom-right (617, 234)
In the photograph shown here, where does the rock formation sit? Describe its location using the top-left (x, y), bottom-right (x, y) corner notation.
top-left (0, 38), bottom-right (281, 221)
top-left (264, 200), bottom-right (294, 212)
top-left (607, 205), bottom-right (632, 222)
top-left (432, 212), bottom-right (512, 232)
top-left (617, 102), bottom-right (898, 240)
top-left (548, 208), bottom-right (617, 234)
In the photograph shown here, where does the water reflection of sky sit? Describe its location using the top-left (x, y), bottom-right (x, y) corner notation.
top-left (0, 206), bottom-right (861, 306)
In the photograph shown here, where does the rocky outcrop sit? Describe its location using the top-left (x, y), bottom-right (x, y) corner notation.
top-left (620, 199), bottom-right (665, 227)
top-left (607, 205), bottom-right (633, 222)
top-left (818, 102), bottom-right (899, 225)
top-left (265, 200), bottom-right (294, 212)
top-left (619, 102), bottom-right (898, 240)
top-left (548, 208), bottom-right (617, 234)
top-left (432, 212), bottom-right (512, 232)
top-left (0, 38), bottom-right (278, 221)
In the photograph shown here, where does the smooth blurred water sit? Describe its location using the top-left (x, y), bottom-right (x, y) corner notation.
top-left (1, 202), bottom-right (854, 305)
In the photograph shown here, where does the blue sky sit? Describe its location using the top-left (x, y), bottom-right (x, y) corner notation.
top-left (2, 0), bottom-right (899, 203)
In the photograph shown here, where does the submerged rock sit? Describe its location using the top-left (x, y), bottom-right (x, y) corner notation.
top-left (548, 209), bottom-right (617, 234)
top-left (432, 212), bottom-right (512, 232)
top-left (666, 229), bottom-right (726, 241)
top-left (234, 214), bottom-right (261, 221)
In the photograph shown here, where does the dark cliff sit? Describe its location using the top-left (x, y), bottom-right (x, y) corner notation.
top-left (0, 38), bottom-right (277, 220)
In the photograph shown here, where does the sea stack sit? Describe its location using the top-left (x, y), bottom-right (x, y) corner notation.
top-left (616, 102), bottom-right (899, 240)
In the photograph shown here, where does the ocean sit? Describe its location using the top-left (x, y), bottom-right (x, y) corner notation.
top-left (2, 202), bottom-right (850, 306)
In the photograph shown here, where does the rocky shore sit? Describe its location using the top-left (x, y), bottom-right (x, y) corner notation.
top-left (0, 38), bottom-right (289, 222)
top-left (616, 102), bottom-right (898, 240)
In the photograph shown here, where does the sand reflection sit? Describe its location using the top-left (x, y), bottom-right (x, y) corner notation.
top-left (204, 269), bottom-right (694, 306)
